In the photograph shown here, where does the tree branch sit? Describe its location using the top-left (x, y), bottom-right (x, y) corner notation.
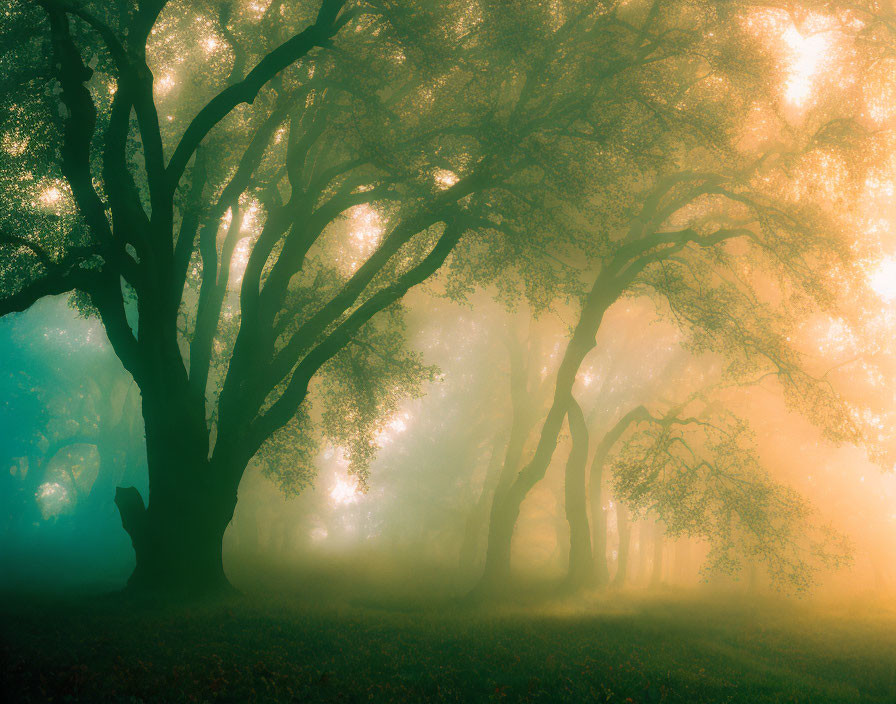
top-left (166, 0), bottom-right (349, 193)
top-left (240, 215), bottom-right (468, 461)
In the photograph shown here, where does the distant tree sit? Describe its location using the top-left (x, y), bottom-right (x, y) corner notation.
top-left (609, 399), bottom-right (852, 590)
top-left (0, 307), bottom-right (145, 536)
top-left (474, 11), bottom-right (878, 593)
top-left (476, 159), bottom-right (869, 593)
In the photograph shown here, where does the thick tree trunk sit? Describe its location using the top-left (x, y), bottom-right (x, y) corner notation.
top-left (612, 501), bottom-right (631, 587)
top-left (116, 481), bottom-right (235, 594)
top-left (115, 389), bottom-right (239, 596)
top-left (564, 400), bottom-right (594, 590)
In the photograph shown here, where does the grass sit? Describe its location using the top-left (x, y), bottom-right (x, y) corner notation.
top-left (1, 573), bottom-right (895, 703)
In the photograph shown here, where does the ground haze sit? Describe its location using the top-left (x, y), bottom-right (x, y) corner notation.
top-left (3, 0), bottom-right (896, 701)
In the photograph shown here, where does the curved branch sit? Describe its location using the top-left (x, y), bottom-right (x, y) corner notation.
top-left (0, 267), bottom-right (91, 317)
top-left (166, 0), bottom-right (349, 193)
top-left (0, 234), bottom-right (55, 270)
top-left (238, 216), bottom-right (468, 463)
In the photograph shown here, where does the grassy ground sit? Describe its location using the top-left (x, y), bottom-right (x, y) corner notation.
top-left (1, 578), bottom-right (895, 703)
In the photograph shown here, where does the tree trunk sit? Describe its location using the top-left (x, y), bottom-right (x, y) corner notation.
top-left (589, 451), bottom-right (610, 587)
top-left (636, 520), bottom-right (649, 584)
top-left (612, 500), bottom-right (630, 587)
top-left (650, 519), bottom-right (664, 588)
top-left (471, 320), bottom-right (545, 596)
top-left (476, 278), bottom-right (618, 596)
top-left (477, 496), bottom-right (520, 592)
top-left (564, 399), bottom-right (594, 590)
top-left (115, 480), bottom-right (235, 595)
top-left (459, 437), bottom-right (506, 571)
top-left (115, 390), bottom-right (238, 596)
top-left (675, 538), bottom-right (692, 585)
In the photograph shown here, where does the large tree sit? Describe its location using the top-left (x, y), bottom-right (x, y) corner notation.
top-left (1, 0), bottom-right (680, 594)
top-left (474, 11), bottom-right (880, 590)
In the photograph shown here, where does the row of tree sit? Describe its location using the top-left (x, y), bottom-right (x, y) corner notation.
top-left (1, 0), bottom-right (892, 595)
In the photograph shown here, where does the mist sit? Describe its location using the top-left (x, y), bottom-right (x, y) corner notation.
top-left (3, 0), bottom-right (896, 702)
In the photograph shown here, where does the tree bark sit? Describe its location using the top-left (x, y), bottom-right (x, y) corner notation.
top-left (612, 500), bottom-right (631, 587)
top-left (115, 389), bottom-right (240, 596)
top-left (564, 399), bottom-right (594, 589)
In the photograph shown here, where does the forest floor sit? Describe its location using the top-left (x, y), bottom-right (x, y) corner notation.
top-left (1, 566), bottom-right (895, 703)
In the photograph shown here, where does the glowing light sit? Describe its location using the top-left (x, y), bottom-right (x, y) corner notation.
top-left (2, 132), bottom-right (28, 157)
top-left (39, 186), bottom-right (63, 207)
top-left (388, 416), bottom-right (407, 433)
top-left (247, 0), bottom-right (272, 18)
top-left (781, 24), bottom-right (831, 106)
top-left (202, 36), bottom-right (220, 53)
top-left (36, 482), bottom-right (70, 519)
top-left (746, 11), bottom-right (835, 108)
top-left (434, 169), bottom-right (458, 189)
top-left (869, 257), bottom-right (896, 302)
top-left (330, 475), bottom-right (360, 505)
top-left (229, 237), bottom-right (253, 286)
top-left (342, 204), bottom-right (384, 272)
top-left (240, 201), bottom-right (260, 232)
top-left (349, 204), bottom-right (383, 247)
top-left (155, 74), bottom-right (176, 95)
top-left (374, 412), bottom-right (410, 446)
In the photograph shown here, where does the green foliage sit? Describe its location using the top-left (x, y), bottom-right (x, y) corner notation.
top-left (610, 407), bottom-right (852, 591)
top-left (317, 305), bottom-right (439, 487)
top-left (255, 406), bottom-right (319, 497)
top-left (0, 0), bottom-right (885, 596)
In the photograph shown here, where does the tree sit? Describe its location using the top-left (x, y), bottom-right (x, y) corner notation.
top-left (0, 301), bottom-right (145, 536)
top-left (477, 160), bottom-right (867, 592)
top-left (562, 397), bottom-right (593, 589)
top-left (474, 9), bottom-right (877, 591)
top-left (609, 399), bottom-right (852, 590)
top-left (1, 0), bottom-right (637, 594)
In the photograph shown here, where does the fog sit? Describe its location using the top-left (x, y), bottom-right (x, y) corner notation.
top-left (3, 0), bottom-right (896, 701)
top-left (4, 286), bottom-right (896, 600)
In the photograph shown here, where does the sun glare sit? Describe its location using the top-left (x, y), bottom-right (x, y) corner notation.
top-left (330, 475), bottom-right (360, 505)
top-left (349, 204), bottom-right (383, 248)
top-left (374, 412), bottom-right (410, 446)
top-left (747, 10), bottom-right (835, 108)
top-left (155, 73), bottom-right (176, 96)
top-left (434, 169), bottom-right (459, 190)
top-left (869, 257), bottom-right (896, 302)
top-left (781, 24), bottom-right (832, 106)
top-left (36, 482), bottom-right (70, 519)
top-left (39, 186), bottom-right (62, 207)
